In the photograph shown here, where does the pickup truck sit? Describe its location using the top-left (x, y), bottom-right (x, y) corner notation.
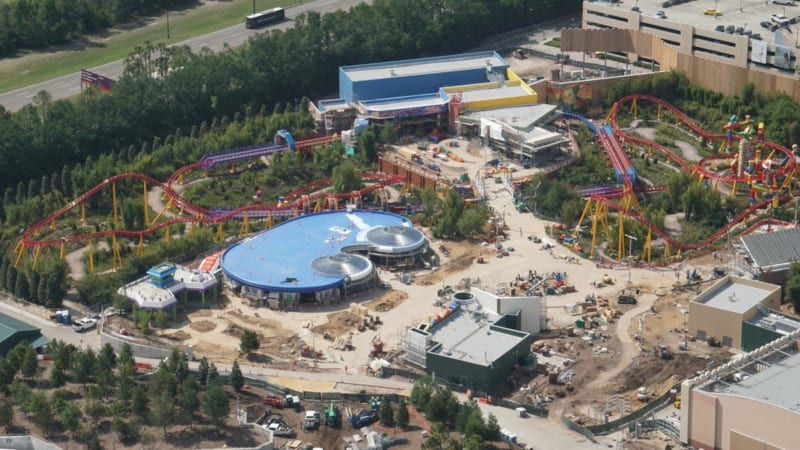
top-left (73, 317), bottom-right (97, 332)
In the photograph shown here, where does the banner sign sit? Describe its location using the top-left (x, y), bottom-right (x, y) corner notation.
top-left (80, 69), bottom-right (115, 92)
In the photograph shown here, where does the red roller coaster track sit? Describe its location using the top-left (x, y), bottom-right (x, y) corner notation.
top-left (18, 136), bottom-right (409, 252)
top-left (594, 94), bottom-right (798, 252)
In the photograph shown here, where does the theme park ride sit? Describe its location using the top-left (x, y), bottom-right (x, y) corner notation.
top-left (14, 130), bottom-right (416, 271)
top-left (566, 94), bottom-right (799, 263)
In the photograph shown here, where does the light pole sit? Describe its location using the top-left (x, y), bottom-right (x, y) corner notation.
top-left (166, 10), bottom-right (170, 39)
top-left (624, 234), bottom-right (638, 260)
top-left (794, 197), bottom-right (799, 224)
top-left (253, 0), bottom-right (257, 14)
top-left (715, 0), bottom-right (719, 18)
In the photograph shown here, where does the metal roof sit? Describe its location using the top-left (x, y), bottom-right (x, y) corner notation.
top-left (342, 51), bottom-right (507, 83)
top-left (428, 309), bottom-right (528, 367)
top-left (457, 84), bottom-right (534, 103)
top-left (740, 228), bottom-right (800, 271)
top-left (0, 312), bottom-right (40, 342)
top-left (459, 104), bottom-right (558, 132)
top-left (694, 277), bottom-right (776, 314)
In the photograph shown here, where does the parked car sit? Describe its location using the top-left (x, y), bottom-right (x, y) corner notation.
top-left (715, 24), bottom-right (726, 32)
top-left (735, 26), bottom-right (745, 34)
top-left (760, 20), bottom-right (773, 28)
top-left (751, 33), bottom-right (763, 40)
top-left (656, 9), bottom-right (667, 18)
top-left (771, 13), bottom-right (790, 25)
top-left (73, 317), bottom-right (97, 332)
top-left (704, 8), bottom-right (722, 16)
top-left (618, 295), bottom-right (638, 305)
top-left (773, 0), bottom-right (796, 6)
top-left (631, 6), bottom-right (641, 12)
top-left (725, 24), bottom-right (736, 33)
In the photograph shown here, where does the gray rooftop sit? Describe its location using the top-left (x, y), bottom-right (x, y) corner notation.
top-left (709, 351), bottom-right (800, 413)
top-left (457, 84), bottom-right (533, 103)
top-left (427, 309), bottom-right (527, 367)
top-left (740, 228), bottom-right (800, 271)
top-left (343, 51), bottom-right (507, 82)
top-left (695, 278), bottom-right (775, 314)
top-left (360, 94), bottom-right (447, 112)
top-left (460, 104), bottom-right (557, 132)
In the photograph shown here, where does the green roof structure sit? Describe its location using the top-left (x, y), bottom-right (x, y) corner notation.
top-left (0, 311), bottom-right (49, 355)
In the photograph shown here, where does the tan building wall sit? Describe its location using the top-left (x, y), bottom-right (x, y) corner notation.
top-left (560, 28), bottom-right (800, 103)
top-left (689, 393), bottom-right (798, 450)
top-left (688, 277), bottom-right (781, 349)
top-left (688, 302), bottom-right (745, 348)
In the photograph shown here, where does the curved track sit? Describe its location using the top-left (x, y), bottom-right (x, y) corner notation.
top-left (586, 94), bottom-right (798, 252)
top-left (18, 135), bottom-right (408, 252)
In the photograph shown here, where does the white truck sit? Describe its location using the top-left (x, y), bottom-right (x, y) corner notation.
top-left (72, 317), bottom-right (97, 332)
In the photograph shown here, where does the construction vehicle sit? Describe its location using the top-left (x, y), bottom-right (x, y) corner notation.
top-left (674, 394), bottom-right (682, 409)
top-left (654, 343), bottom-right (672, 359)
top-left (263, 395), bottom-right (287, 408)
top-left (302, 411), bottom-right (321, 431)
top-left (325, 401), bottom-right (341, 428)
top-left (602, 274), bottom-right (613, 285)
top-left (300, 345), bottom-right (323, 359)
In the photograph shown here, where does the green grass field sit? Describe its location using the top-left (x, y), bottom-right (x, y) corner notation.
top-left (0, 0), bottom-right (304, 94)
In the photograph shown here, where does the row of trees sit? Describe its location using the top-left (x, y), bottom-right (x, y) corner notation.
top-left (409, 377), bottom-right (500, 450)
top-left (0, 0), bottom-right (577, 196)
top-left (0, 0), bottom-right (197, 56)
top-left (0, 341), bottom-right (236, 448)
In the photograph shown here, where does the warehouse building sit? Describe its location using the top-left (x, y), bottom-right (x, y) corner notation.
top-left (680, 328), bottom-right (800, 450)
top-left (0, 312), bottom-right (49, 355)
top-left (404, 304), bottom-right (534, 392)
top-left (688, 276), bottom-right (784, 350)
top-left (738, 227), bottom-right (800, 284)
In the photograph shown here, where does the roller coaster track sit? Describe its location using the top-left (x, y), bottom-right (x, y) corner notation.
top-left (593, 94), bottom-right (799, 252)
top-left (17, 135), bottom-right (405, 252)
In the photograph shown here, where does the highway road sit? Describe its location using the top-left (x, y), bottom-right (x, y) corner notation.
top-left (0, 0), bottom-right (368, 112)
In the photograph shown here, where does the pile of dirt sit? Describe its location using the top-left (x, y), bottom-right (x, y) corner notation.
top-left (310, 311), bottom-right (364, 338)
top-left (190, 320), bottom-right (217, 333)
top-left (365, 290), bottom-right (408, 312)
top-left (610, 353), bottom-right (707, 394)
top-left (163, 330), bottom-right (191, 341)
top-left (417, 240), bottom-right (481, 285)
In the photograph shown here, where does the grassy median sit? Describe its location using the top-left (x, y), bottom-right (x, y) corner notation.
top-left (0, 0), bottom-right (303, 94)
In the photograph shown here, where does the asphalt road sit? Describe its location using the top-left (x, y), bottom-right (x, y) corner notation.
top-left (0, 0), bottom-right (368, 112)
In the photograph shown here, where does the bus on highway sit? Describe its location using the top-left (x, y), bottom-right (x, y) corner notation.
top-left (245, 7), bottom-right (286, 29)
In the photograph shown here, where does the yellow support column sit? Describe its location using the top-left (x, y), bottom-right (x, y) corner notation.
top-left (143, 181), bottom-right (149, 226)
top-left (88, 240), bottom-right (95, 274)
top-left (112, 235), bottom-right (122, 270)
top-left (642, 229), bottom-right (652, 264)
top-left (267, 211), bottom-right (272, 229)
top-left (50, 219), bottom-right (56, 230)
top-left (32, 246), bottom-right (42, 269)
top-left (190, 221), bottom-right (196, 237)
top-left (617, 213), bottom-right (625, 263)
top-left (137, 236), bottom-right (144, 256)
top-left (60, 242), bottom-right (65, 260)
top-left (657, 103), bottom-right (661, 121)
top-left (217, 222), bottom-right (224, 241)
top-left (631, 98), bottom-right (638, 119)
top-left (112, 182), bottom-right (119, 226)
top-left (13, 241), bottom-right (25, 267)
top-left (574, 199), bottom-right (593, 239)
top-left (164, 225), bottom-right (171, 243)
top-left (240, 212), bottom-right (250, 236)
top-left (665, 243), bottom-right (671, 261)
top-left (81, 203), bottom-right (87, 226)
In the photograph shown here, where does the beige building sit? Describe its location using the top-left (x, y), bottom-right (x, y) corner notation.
top-left (688, 276), bottom-right (781, 349)
top-left (680, 328), bottom-right (800, 450)
top-left (582, 1), bottom-right (794, 71)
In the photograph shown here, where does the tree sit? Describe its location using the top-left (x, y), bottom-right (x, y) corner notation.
top-left (20, 345), bottom-right (38, 379)
top-left (785, 261), bottom-right (800, 312)
top-left (150, 391), bottom-right (174, 437)
top-left (396, 397), bottom-right (409, 429)
top-left (0, 399), bottom-right (13, 431)
top-left (204, 378), bottom-right (230, 431)
top-left (178, 381), bottom-right (200, 426)
top-left (358, 129), bottom-right (377, 163)
top-left (379, 124), bottom-right (397, 145)
top-left (379, 397), bottom-right (394, 427)
top-left (230, 360), bottom-right (244, 393)
top-left (58, 402), bottom-right (83, 437)
top-left (154, 310), bottom-right (168, 334)
top-left (27, 392), bottom-right (52, 435)
top-left (484, 413), bottom-right (500, 441)
top-left (331, 162), bottom-right (362, 193)
top-left (197, 357), bottom-right (210, 387)
top-left (131, 384), bottom-right (149, 418)
top-left (239, 329), bottom-right (260, 354)
top-left (207, 362), bottom-right (220, 386)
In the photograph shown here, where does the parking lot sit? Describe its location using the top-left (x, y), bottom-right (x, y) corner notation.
top-left (605, 0), bottom-right (800, 46)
